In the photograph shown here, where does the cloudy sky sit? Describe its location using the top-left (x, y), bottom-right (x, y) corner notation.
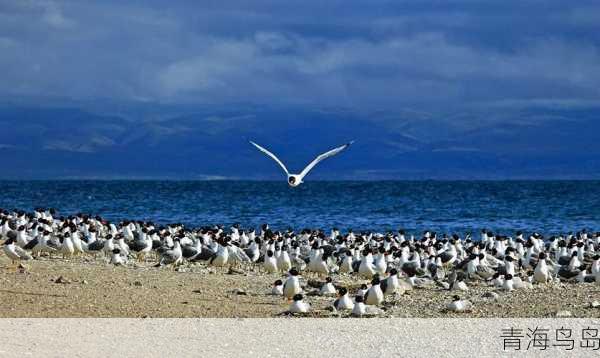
top-left (1, 0), bottom-right (599, 110)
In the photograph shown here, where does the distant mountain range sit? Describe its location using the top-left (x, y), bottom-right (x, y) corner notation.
top-left (1, 99), bottom-right (599, 179)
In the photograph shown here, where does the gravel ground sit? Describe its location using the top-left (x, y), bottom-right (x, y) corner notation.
top-left (1, 254), bottom-right (599, 318)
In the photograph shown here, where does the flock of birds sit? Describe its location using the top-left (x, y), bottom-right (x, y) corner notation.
top-left (2, 208), bottom-right (600, 316)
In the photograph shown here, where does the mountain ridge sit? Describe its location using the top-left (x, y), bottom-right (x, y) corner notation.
top-left (1, 102), bottom-right (599, 179)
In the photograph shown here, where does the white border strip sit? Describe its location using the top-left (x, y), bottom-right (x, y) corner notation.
top-left (0, 318), bottom-right (599, 357)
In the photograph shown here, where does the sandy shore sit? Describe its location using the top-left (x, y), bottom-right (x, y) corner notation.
top-left (1, 254), bottom-right (599, 318)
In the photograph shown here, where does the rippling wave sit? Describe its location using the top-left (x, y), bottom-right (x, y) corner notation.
top-left (0, 180), bottom-right (598, 234)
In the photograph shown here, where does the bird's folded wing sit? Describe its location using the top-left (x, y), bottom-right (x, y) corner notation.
top-left (298, 141), bottom-right (354, 180)
top-left (228, 246), bottom-right (250, 261)
top-left (14, 246), bottom-right (32, 258)
top-left (250, 141), bottom-right (289, 175)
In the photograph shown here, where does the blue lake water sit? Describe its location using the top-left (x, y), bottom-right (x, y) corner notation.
top-left (0, 180), bottom-right (598, 235)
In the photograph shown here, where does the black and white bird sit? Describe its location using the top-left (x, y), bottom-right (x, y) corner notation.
top-left (364, 275), bottom-right (384, 305)
top-left (109, 248), bottom-right (126, 266)
top-left (263, 250), bottom-right (278, 273)
top-left (288, 294), bottom-right (310, 313)
top-left (283, 268), bottom-right (302, 300)
top-left (271, 279), bottom-right (284, 296)
top-left (249, 140), bottom-right (354, 187)
top-left (332, 287), bottom-right (354, 311)
top-left (154, 238), bottom-right (183, 268)
top-left (130, 230), bottom-right (153, 261)
top-left (31, 230), bottom-right (58, 257)
top-left (380, 268), bottom-right (401, 295)
top-left (351, 295), bottom-right (383, 317)
top-left (319, 277), bottom-right (337, 296)
top-left (3, 235), bottom-right (33, 266)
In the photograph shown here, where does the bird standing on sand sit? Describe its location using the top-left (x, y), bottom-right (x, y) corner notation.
top-left (263, 250), bottom-right (278, 273)
top-left (311, 252), bottom-right (332, 276)
top-left (116, 235), bottom-right (130, 257)
top-left (249, 140), bottom-right (354, 187)
top-left (534, 252), bottom-right (551, 283)
top-left (244, 239), bottom-right (260, 263)
top-left (61, 233), bottom-right (75, 259)
top-left (3, 236), bottom-right (33, 267)
top-left (373, 247), bottom-right (387, 276)
top-left (283, 268), bottom-right (302, 300)
top-left (31, 230), bottom-right (57, 258)
top-left (358, 249), bottom-right (376, 279)
top-left (102, 234), bottom-right (115, 259)
top-left (364, 276), bottom-right (384, 305)
top-left (155, 238), bottom-right (183, 268)
top-left (130, 230), bottom-right (152, 262)
top-left (16, 226), bottom-right (31, 248)
top-left (339, 251), bottom-right (353, 273)
top-left (276, 246), bottom-right (292, 273)
top-left (209, 242), bottom-right (230, 267)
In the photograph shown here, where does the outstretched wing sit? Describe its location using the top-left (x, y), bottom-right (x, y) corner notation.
top-left (298, 141), bottom-right (354, 180)
top-left (250, 141), bottom-right (289, 175)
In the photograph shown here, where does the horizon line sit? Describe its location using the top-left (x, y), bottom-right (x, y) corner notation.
top-left (1, 178), bottom-right (600, 182)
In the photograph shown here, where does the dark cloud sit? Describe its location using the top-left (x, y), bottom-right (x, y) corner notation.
top-left (0, 0), bottom-right (599, 111)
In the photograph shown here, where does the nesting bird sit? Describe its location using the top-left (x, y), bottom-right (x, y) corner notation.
top-left (319, 277), bottom-right (337, 296)
top-left (271, 279), bottom-right (284, 296)
top-left (447, 295), bottom-right (473, 312)
top-left (288, 294), bottom-right (310, 313)
top-left (332, 287), bottom-right (354, 311)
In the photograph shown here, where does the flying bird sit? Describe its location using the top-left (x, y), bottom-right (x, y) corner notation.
top-left (249, 140), bottom-right (354, 187)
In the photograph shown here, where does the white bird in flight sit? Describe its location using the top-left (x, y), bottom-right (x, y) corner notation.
top-left (250, 140), bottom-right (354, 187)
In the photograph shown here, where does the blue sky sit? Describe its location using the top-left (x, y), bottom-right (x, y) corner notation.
top-left (1, 1), bottom-right (600, 179)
